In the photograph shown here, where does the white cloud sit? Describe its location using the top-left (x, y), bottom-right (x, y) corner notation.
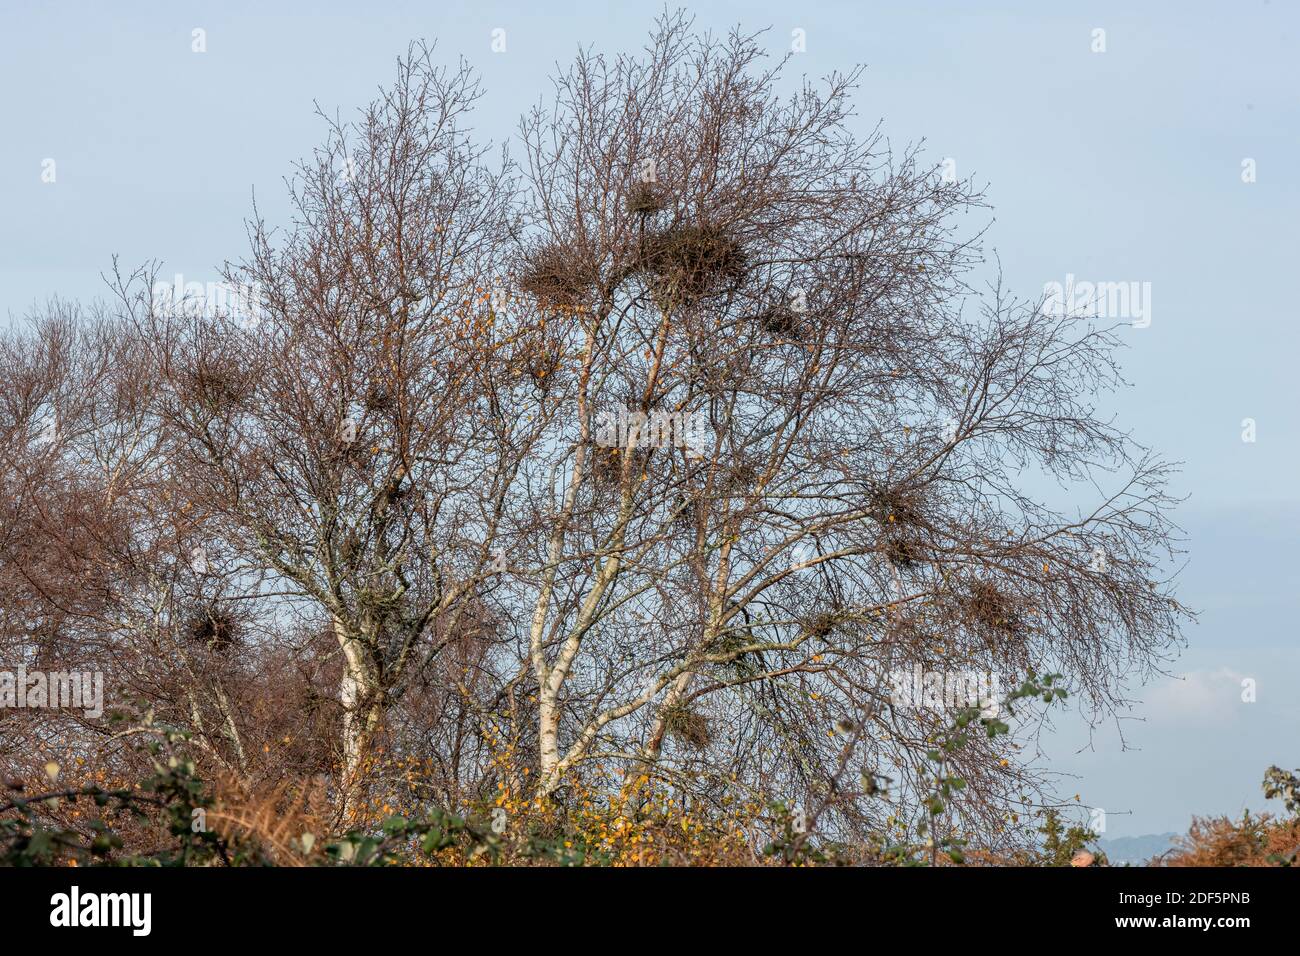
top-left (1141, 668), bottom-right (1247, 726)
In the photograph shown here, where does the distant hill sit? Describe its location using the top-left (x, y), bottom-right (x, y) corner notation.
top-left (1096, 833), bottom-right (1178, 865)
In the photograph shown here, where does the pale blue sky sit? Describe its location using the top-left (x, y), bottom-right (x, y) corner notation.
top-left (2, 0), bottom-right (1297, 837)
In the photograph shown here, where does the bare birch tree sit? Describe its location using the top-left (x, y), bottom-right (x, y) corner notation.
top-left (1, 18), bottom-right (1189, 852)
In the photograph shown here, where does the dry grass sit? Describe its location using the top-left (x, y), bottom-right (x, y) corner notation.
top-left (1156, 813), bottom-right (1300, 867)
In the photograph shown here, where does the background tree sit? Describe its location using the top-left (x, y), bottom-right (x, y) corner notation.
top-left (129, 46), bottom-right (516, 822)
